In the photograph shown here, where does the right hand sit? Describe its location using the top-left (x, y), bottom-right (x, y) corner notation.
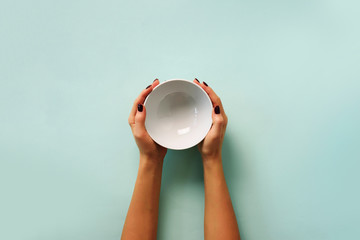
top-left (193, 79), bottom-right (228, 162)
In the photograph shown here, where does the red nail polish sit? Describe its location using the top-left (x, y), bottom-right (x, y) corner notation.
top-left (195, 78), bottom-right (200, 83)
top-left (203, 81), bottom-right (208, 86)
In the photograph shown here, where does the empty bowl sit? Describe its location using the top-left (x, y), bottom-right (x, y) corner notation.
top-left (144, 79), bottom-right (213, 150)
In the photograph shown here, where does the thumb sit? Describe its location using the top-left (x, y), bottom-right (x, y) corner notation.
top-left (210, 105), bottom-right (225, 134)
top-left (134, 103), bottom-right (147, 133)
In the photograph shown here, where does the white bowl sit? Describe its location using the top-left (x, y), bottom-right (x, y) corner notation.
top-left (144, 79), bottom-right (213, 150)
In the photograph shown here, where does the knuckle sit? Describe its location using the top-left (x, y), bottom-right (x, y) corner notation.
top-left (213, 134), bottom-right (222, 141)
top-left (215, 117), bottom-right (225, 125)
top-left (133, 131), bottom-right (144, 139)
top-left (128, 118), bottom-right (134, 126)
top-left (134, 97), bottom-right (140, 105)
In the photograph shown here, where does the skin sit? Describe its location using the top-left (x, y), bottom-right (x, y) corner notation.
top-left (121, 79), bottom-right (166, 240)
top-left (121, 79), bottom-right (240, 240)
top-left (193, 80), bottom-right (241, 240)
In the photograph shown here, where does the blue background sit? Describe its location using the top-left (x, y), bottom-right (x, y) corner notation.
top-left (1, 0), bottom-right (359, 239)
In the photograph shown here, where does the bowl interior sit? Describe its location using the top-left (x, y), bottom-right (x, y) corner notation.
top-left (144, 80), bottom-right (212, 150)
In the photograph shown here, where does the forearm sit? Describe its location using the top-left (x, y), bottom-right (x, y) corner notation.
top-left (203, 157), bottom-right (240, 240)
top-left (121, 155), bottom-right (164, 240)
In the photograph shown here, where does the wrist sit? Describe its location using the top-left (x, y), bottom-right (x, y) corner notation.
top-left (139, 153), bottom-right (164, 167)
top-left (201, 151), bottom-right (222, 162)
top-left (202, 155), bottom-right (222, 169)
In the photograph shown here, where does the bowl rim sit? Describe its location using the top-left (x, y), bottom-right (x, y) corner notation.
top-left (144, 78), bottom-right (213, 150)
top-left (145, 78), bottom-right (209, 98)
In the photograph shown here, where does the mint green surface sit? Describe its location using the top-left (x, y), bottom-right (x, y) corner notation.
top-left (1, 0), bottom-right (359, 239)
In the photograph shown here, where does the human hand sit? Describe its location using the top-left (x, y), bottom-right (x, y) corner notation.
top-left (128, 79), bottom-right (167, 162)
top-left (193, 79), bottom-right (228, 163)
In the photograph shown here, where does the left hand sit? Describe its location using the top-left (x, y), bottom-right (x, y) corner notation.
top-left (128, 79), bottom-right (167, 161)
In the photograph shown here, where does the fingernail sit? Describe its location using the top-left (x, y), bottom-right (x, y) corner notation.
top-left (195, 78), bottom-right (200, 83)
top-left (153, 78), bottom-right (158, 82)
top-left (138, 104), bottom-right (143, 112)
top-left (215, 105), bottom-right (220, 114)
top-left (146, 85), bottom-right (151, 89)
top-left (203, 81), bottom-right (208, 86)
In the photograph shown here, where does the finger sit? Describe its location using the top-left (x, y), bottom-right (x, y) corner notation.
top-left (193, 78), bottom-right (201, 85)
top-left (198, 81), bottom-right (225, 114)
top-left (134, 103), bottom-right (147, 136)
top-left (153, 78), bottom-right (160, 88)
top-left (210, 106), bottom-right (226, 135)
top-left (214, 105), bottom-right (228, 127)
top-left (128, 84), bottom-right (153, 125)
top-left (194, 79), bottom-right (226, 117)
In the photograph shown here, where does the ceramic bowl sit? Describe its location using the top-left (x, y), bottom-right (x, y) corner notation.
top-left (144, 79), bottom-right (212, 150)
